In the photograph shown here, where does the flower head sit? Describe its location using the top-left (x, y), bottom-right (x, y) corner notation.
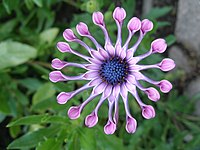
top-left (49, 7), bottom-right (175, 134)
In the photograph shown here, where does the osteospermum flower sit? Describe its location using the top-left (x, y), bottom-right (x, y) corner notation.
top-left (49, 7), bottom-right (175, 134)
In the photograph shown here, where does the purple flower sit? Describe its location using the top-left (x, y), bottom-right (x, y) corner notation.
top-left (49, 7), bottom-right (175, 134)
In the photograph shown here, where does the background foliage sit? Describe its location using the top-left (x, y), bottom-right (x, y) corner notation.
top-left (0, 0), bottom-right (200, 149)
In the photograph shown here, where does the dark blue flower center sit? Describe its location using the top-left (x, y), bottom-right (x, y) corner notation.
top-left (100, 57), bottom-right (129, 85)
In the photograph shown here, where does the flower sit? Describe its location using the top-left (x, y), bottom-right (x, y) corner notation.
top-left (49, 7), bottom-right (175, 134)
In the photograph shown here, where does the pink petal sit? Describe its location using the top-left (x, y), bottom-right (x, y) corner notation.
top-left (159, 58), bottom-right (176, 71)
top-left (131, 71), bottom-right (143, 80)
top-left (125, 82), bottom-right (137, 94)
top-left (112, 85), bottom-right (120, 97)
top-left (105, 43), bottom-right (115, 56)
top-left (113, 102), bottom-right (119, 125)
top-left (99, 49), bottom-right (109, 59)
top-left (126, 116), bottom-right (137, 133)
top-left (158, 80), bottom-right (172, 93)
top-left (109, 85), bottom-right (120, 103)
top-left (127, 17), bottom-right (141, 32)
top-left (88, 78), bottom-right (102, 86)
top-left (102, 84), bottom-right (113, 98)
top-left (85, 64), bottom-right (100, 70)
top-left (115, 43), bottom-right (122, 56)
top-left (120, 49), bottom-right (127, 60)
top-left (57, 42), bottom-right (71, 53)
top-left (49, 71), bottom-right (66, 83)
top-left (142, 105), bottom-right (155, 119)
top-left (93, 82), bottom-right (107, 95)
top-left (92, 12), bottom-right (104, 26)
top-left (145, 87), bottom-right (160, 102)
top-left (141, 19), bottom-right (153, 33)
top-left (57, 92), bottom-right (72, 104)
top-left (63, 29), bottom-right (77, 41)
top-left (85, 112), bottom-right (98, 128)
top-left (129, 65), bottom-right (141, 70)
top-left (126, 50), bottom-right (133, 60)
top-left (88, 58), bottom-right (102, 65)
top-left (127, 75), bottom-right (136, 84)
top-left (51, 58), bottom-right (67, 69)
top-left (151, 38), bottom-right (167, 53)
top-left (68, 106), bottom-right (81, 119)
top-left (113, 7), bottom-right (126, 23)
top-left (104, 120), bottom-right (116, 135)
top-left (120, 83), bottom-right (128, 98)
top-left (128, 57), bottom-right (139, 65)
top-left (76, 22), bottom-right (90, 36)
top-left (91, 50), bottom-right (105, 60)
top-left (83, 71), bottom-right (99, 79)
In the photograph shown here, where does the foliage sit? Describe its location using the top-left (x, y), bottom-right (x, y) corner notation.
top-left (0, 0), bottom-right (199, 149)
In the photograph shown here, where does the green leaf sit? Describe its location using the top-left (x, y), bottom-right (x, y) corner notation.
top-left (183, 120), bottom-right (200, 133)
top-left (7, 125), bottom-right (60, 149)
top-left (25, 0), bottom-right (34, 10)
top-left (39, 28), bottom-right (59, 44)
top-left (157, 21), bottom-right (171, 28)
top-left (0, 90), bottom-right (11, 115)
top-left (29, 63), bottom-right (50, 75)
top-left (0, 41), bottom-right (37, 70)
top-left (81, 0), bottom-right (100, 13)
top-left (145, 6), bottom-right (172, 19)
top-left (15, 90), bottom-right (29, 106)
top-left (122, 0), bottom-right (136, 21)
top-left (165, 34), bottom-right (176, 46)
top-left (0, 113), bottom-right (6, 123)
top-left (67, 128), bottom-right (81, 150)
top-left (185, 134), bottom-right (200, 150)
top-left (0, 19), bottom-right (18, 35)
top-left (79, 128), bottom-right (97, 150)
top-left (31, 97), bottom-right (67, 112)
top-left (18, 78), bottom-right (42, 91)
top-left (36, 139), bottom-right (62, 150)
top-left (7, 114), bottom-right (69, 127)
top-left (96, 126), bottom-right (125, 150)
top-left (33, 0), bottom-right (43, 7)
top-left (32, 83), bottom-right (55, 105)
top-left (9, 125), bottom-right (21, 138)
top-left (2, 0), bottom-right (20, 14)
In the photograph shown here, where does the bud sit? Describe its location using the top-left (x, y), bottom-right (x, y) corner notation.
top-left (57, 92), bottom-right (72, 104)
top-left (85, 112), bottom-right (98, 128)
top-left (125, 116), bottom-right (137, 133)
top-left (76, 22), bottom-right (90, 36)
top-left (158, 80), bottom-right (172, 93)
top-left (57, 42), bottom-right (71, 53)
top-left (92, 12), bottom-right (104, 25)
top-left (51, 58), bottom-right (67, 69)
top-left (113, 7), bottom-right (126, 23)
top-left (142, 105), bottom-right (155, 119)
top-left (151, 38), bottom-right (167, 53)
top-left (127, 17), bottom-right (141, 32)
top-left (63, 29), bottom-right (77, 41)
top-left (145, 87), bottom-right (160, 101)
top-left (159, 58), bottom-right (175, 71)
top-left (104, 120), bottom-right (116, 135)
top-left (49, 71), bottom-right (66, 83)
top-left (68, 106), bottom-right (81, 119)
top-left (141, 19), bottom-right (153, 33)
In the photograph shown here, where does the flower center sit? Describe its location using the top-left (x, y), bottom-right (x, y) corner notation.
top-left (99, 57), bottom-right (129, 85)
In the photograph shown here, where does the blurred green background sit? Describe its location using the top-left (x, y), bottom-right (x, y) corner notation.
top-left (0, 0), bottom-right (200, 149)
